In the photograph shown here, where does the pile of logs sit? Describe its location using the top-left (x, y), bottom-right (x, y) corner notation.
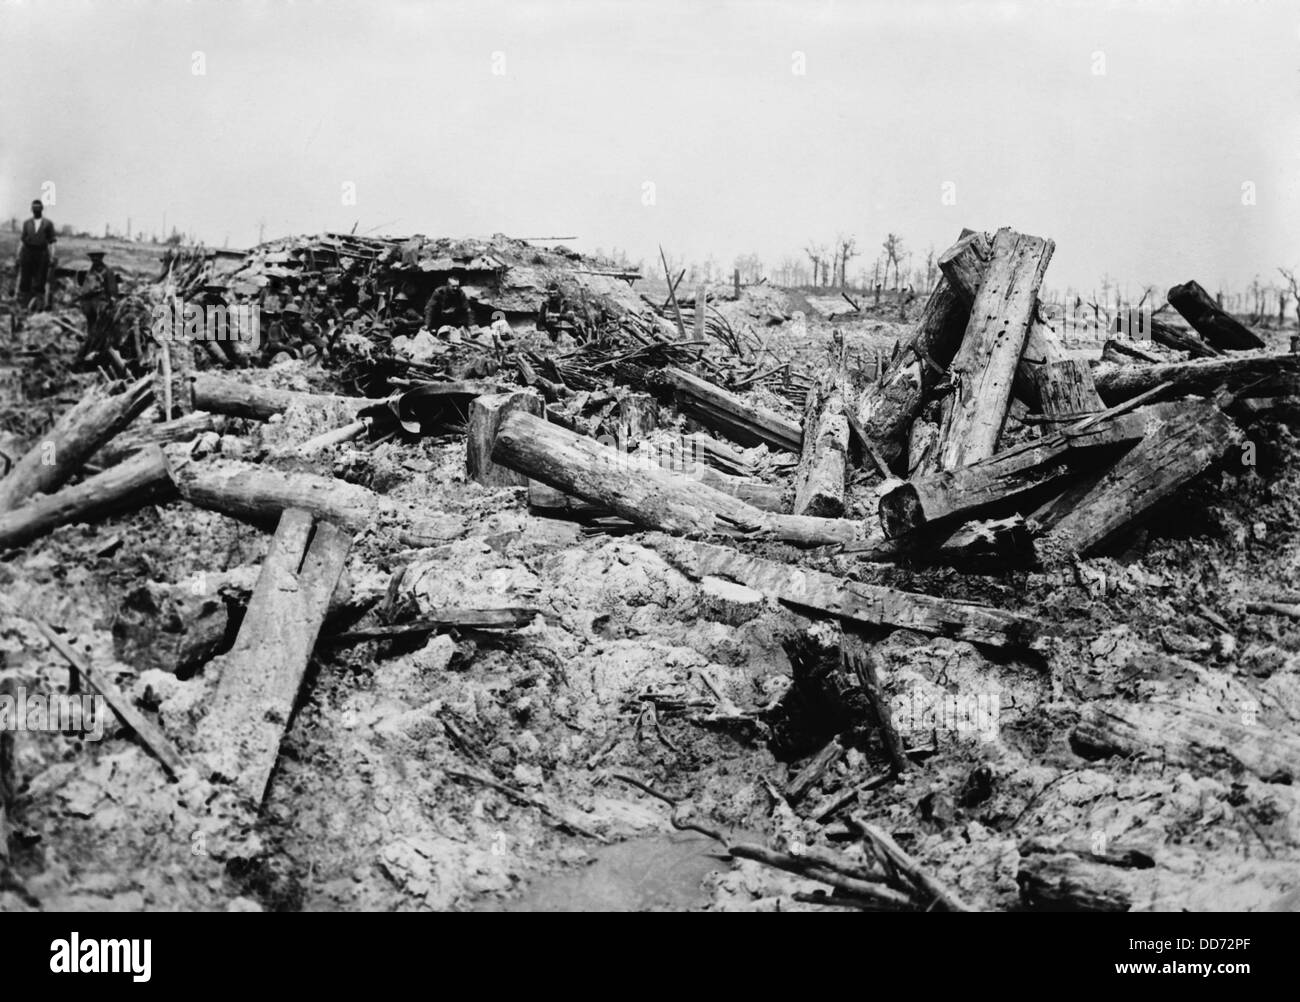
top-left (1, 225), bottom-right (1296, 909)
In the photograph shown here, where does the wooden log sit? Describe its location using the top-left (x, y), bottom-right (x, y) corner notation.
top-left (93, 411), bottom-right (227, 468)
top-left (1168, 279), bottom-right (1266, 351)
top-left (190, 373), bottom-right (371, 421)
top-left (1101, 338), bottom-right (1162, 365)
top-left (849, 231), bottom-right (987, 467)
top-left (197, 509), bottom-right (352, 801)
top-left (656, 366), bottom-right (802, 453)
top-left (1035, 399), bottom-right (1241, 563)
top-left (0, 376), bottom-right (153, 511)
top-left (647, 535), bottom-right (1040, 649)
top-left (1092, 351), bottom-right (1300, 404)
top-left (467, 390), bottom-right (545, 488)
top-left (1071, 700), bottom-right (1300, 781)
top-left (879, 407), bottom-right (1154, 536)
top-left (682, 433), bottom-right (758, 477)
top-left (793, 375), bottom-right (849, 517)
top-left (1150, 314), bottom-right (1222, 359)
top-left (1032, 359), bottom-right (1105, 419)
top-left (931, 229), bottom-right (1054, 470)
top-left (168, 456), bottom-right (466, 547)
top-left (0, 446), bottom-right (175, 552)
top-left (493, 410), bottom-right (873, 546)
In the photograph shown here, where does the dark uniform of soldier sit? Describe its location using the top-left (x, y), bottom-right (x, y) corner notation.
top-left (537, 282), bottom-right (580, 339)
top-left (423, 276), bottom-right (471, 331)
top-left (73, 251), bottom-right (119, 365)
top-left (18, 199), bottom-right (57, 308)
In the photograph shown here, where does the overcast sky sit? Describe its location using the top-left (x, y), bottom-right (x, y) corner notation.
top-left (1, 0), bottom-right (1296, 295)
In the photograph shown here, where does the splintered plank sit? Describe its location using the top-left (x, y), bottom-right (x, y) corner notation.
top-left (197, 508), bottom-right (351, 802)
top-left (931, 228), bottom-right (1055, 470)
top-left (1035, 399), bottom-right (1241, 563)
top-left (647, 535), bottom-right (1040, 649)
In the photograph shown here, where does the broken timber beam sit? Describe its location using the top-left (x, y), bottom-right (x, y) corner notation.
top-left (878, 406), bottom-right (1155, 537)
top-left (467, 390), bottom-right (545, 488)
top-left (849, 230), bottom-right (988, 468)
top-left (646, 535), bottom-right (1040, 649)
top-left (493, 410), bottom-right (874, 546)
top-left (931, 228), bottom-right (1055, 470)
top-left (937, 233), bottom-right (1079, 413)
top-left (1033, 399), bottom-right (1242, 563)
top-left (793, 372), bottom-right (849, 517)
top-left (1092, 351), bottom-right (1300, 404)
top-left (0, 445), bottom-right (175, 552)
top-left (1032, 359), bottom-right (1105, 420)
top-left (1168, 280), bottom-right (1266, 351)
top-left (1150, 313), bottom-right (1222, 359)
top-left (0, 375), bottom-right (153, 511)
top-left (655, 366), bottom-right (802, 454)
top-left (197, 508), bottom-right (352, 802)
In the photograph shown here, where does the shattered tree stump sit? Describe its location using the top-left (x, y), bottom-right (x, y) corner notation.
top-left (1168, 280), bottom-right (1266, 351)
top-left (0, 375), bottom-right (152, 511)
top-left (931, 228), bottom-right (1055, 471)
top-left (467, 389), bottom-right (544, 487)
top-left (197, 508), bottom-right (352, 802)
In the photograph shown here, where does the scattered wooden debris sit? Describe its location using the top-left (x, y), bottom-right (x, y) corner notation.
top-left (196, 508), bottom-right (352, 802)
